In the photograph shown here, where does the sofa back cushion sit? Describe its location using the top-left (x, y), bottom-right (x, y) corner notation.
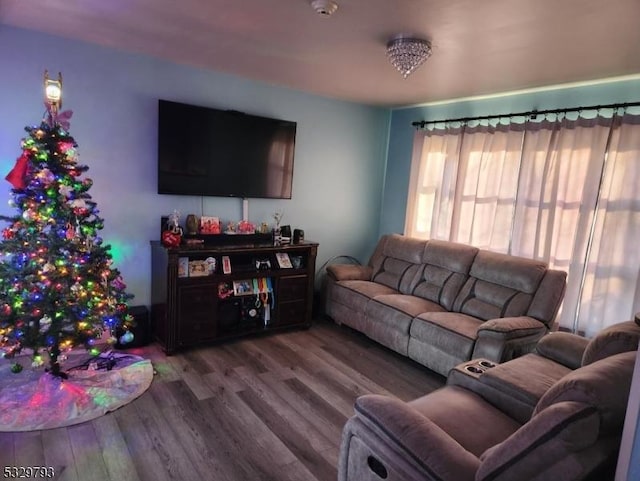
top-left (534, 351), bottom-right (636, 434)
top-left (582, 320), bottom-right (640, 366)
top-left (370, 234), bottom-right (427, 292)
top-left (526, 269), bottom-right (567, 328)
top-left (452, 250), bottom-right (547, 321)
top-left (410, 240), bottom-right (478, 311)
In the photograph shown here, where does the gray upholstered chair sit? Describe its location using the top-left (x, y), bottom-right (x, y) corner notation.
top-left (338, 320), bottom-right (640, 481)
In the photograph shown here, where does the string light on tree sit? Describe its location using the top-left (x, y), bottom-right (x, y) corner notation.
top-left (0, 71), bottom-right (135, 378)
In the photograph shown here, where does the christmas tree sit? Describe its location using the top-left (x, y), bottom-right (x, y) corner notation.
top-left (0, 72), bottom-right (134, 377)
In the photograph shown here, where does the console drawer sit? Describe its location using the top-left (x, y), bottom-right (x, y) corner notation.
top-left (278, 275), bottom-right (308, 301)
top-left (178, 285), bottom-right (216, 322)
top-left (278, 300), bottom-right (307, 325)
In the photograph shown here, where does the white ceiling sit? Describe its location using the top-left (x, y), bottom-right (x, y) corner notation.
top-left (1, 0), bottom-right (639, 107)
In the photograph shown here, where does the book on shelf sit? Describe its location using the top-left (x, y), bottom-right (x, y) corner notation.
top-left (222, 255), bottom-right (232, 274)
top-left (275, 252), bottom-right (293, 268)
top-left (178, 257), bottom-right (189, 277)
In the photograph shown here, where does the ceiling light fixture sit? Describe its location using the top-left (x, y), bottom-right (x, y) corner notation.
top-left (309, 0), bottom-right (338, 17)
top-left (386, 36), bottom-right (432, 78)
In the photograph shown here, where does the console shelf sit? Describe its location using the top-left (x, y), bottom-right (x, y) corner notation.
top-left (150, 240), bottom-right (318, 354)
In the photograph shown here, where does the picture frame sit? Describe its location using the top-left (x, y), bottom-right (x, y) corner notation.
top-left (275, 252), bottom-right (293, 268)
top-left (178, 257), bottom-right (189, 277)
top-left (233, 279), bottom-right (254, 296)
top-left (200, 216), bottom-right (221, 234)
top-left (188, 260), bottom-right (209, 277)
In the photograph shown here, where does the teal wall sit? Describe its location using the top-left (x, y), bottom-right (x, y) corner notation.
top-left (381, 77), bottom-right (640, 235)
top-left (0, 26), bottom-right (390, 306)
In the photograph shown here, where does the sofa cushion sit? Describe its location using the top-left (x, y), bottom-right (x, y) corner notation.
top-left (477, 401), bottom-right (600, 481)
top-left (468, 250), bottom-right (547, 294)
top-left (331, 280), bottom-right (397, 306)
top-left (422, 239), bottom-right (479, 274)
top-left (409, 312), bottom-right (483, 374)
top-left (526, 269), bottom-right (567, 327)
top-left (412, 311), bottom-right (483, 344)
top-left (363, 295), bottom-right (446, 357)
top-left (408, 240), bottom-right (478, 310)
top-left (534, 351), bottom-right (636, 434)
top-left (582, 320), bottom-right (640, 366)
top-left (370, 235), bottom-right (427, 292)
top-left (368, 294), bottom-right (445, 322)
top-left (535, 332), bottom-right (590, 370)
top-left (371, 234), bottom-right (427, 294)
top-left (409, 386), bottom-right (520, 457)
top-left (453, 251), bottom-right (547, 320)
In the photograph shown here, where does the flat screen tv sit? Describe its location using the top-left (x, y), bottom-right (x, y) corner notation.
top-left (157, 99), bottom-right (296, 199)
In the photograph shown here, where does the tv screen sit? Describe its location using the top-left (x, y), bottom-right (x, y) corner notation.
top-left (157, 99), bottom-right (296, 199)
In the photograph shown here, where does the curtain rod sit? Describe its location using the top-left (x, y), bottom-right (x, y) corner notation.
top-left (411, 101), bottom-right (640, 128)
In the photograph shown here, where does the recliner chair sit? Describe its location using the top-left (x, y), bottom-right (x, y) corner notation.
top-left (338, 319), bottom-right (640, 481)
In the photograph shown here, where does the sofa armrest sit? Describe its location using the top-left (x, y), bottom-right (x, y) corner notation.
top-left (340, 395), bottom-right (479, 481)
top-left (473, 316), bottom-right (548, 362)
top-left (326, 264), bottom-right (372, 282)
top-left (534, 332), bottom-right (589, 370)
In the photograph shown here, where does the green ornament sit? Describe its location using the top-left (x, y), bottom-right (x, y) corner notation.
top-left (10, 362), bottom-right (23, 373)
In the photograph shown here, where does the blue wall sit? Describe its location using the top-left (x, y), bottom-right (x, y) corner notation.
top-left (0, 26), bottom-right (390, 306)
top-left (381, 77), bottom-right (640, 235)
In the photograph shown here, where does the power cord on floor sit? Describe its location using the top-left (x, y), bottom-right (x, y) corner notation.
top-left (66, 351), bottom-right (142, 372)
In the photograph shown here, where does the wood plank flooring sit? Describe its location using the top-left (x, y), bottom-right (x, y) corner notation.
top-left (0, 320), bottom-right (445, 481)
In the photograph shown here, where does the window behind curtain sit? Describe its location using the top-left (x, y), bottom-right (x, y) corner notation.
top-left (405, 111), bottom-right (640, 335)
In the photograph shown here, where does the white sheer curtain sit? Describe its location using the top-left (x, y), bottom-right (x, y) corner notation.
top-left (405, 109), bottom-right (640, 335)
top-left (405, 125), bottom-right (463, 239)
top-left (576, 114), bottom-right (640, 335)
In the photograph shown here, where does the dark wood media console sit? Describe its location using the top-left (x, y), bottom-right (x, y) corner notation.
top-left (150, 239), bottom-right (318, 354)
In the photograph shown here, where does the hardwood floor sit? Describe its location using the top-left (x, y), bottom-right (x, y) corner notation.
top-left (0, 320), bottom-right (445, 481)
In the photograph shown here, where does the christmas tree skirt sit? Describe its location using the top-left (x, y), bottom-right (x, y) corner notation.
top-left (0, 351), bottom-right (153, 432)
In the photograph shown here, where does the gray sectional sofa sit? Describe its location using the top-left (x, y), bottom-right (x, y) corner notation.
top-left (325, 234), bottom-right (567, 376)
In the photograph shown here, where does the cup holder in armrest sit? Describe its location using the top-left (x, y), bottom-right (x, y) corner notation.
top-left (479, 360), bottom-right (496, 369)
top-left (465, 365), bottom-right (484, 374)
top-left (367, 455), bottom-right (388, 479)
top-left (462, 359), bottom-right (498, 376)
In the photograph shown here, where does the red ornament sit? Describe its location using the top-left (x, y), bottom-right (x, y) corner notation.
top-left (161, 229), bottom-right (181, 248)
top-left (73, 207), bottom-right (89, 216)
top-left (5, 152), bottom-right (30, 189)
top-left (2, 228), bottom-right (14, 240)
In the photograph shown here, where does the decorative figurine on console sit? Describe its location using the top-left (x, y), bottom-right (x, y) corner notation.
top-left (238, 220), bottom-right (255, 234)
top-left (272, 211), bottom-right (284, 244)
top-left (161, 210), bottom-right (183, 248)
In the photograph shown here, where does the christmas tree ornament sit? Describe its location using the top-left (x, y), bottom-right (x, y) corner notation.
top-left (32, 354), bottom-right (44, 368)
top-left (119, 330), bottom-right (134, 345)
top-left (10, 362), bottom-right (23, 373)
